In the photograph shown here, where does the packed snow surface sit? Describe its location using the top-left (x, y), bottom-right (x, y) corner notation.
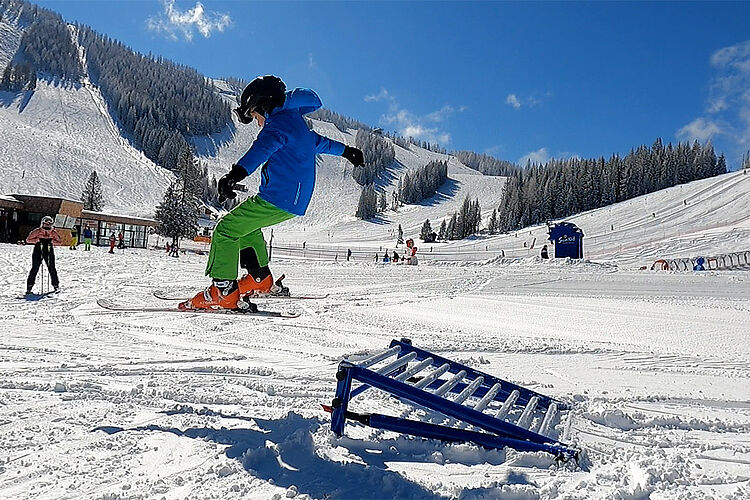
top-left (1, 244), bottom-right (748, 499)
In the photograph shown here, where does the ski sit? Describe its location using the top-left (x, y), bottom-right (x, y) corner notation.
top-left (18, 290), bottom-right (58, 300)
top-left (152, 289), bottom-right (329, 301)
top-left (96, 298), bottom-right (301, 318)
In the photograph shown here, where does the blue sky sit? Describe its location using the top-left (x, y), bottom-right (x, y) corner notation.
top-left (35, 1), bottom-right (750, 168)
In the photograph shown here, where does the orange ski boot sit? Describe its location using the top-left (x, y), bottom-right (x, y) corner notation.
top-left (238, 267), bottom-right (289, 298)
top-left (179, 280), bottom-right (241, 310)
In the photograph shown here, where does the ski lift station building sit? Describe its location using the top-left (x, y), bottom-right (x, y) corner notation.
top-left (0, 194), bottom-right (158, 248)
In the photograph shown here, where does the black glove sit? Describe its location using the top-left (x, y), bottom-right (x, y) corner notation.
top-left (218, 164), bottom-right (248, 203)
top-left (342, 146), bottom-right (364, 167)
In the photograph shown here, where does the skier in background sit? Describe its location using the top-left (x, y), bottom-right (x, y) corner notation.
top-left (108, 233), bottom-right (115, 254)
top-left (69, 227), bottom-right (78, 250)
top-left (181, 75), bottom-right (364, 310)
top-left (540, 244), bottom-right (549, 259)
top-left (82, 224), bottom-right (93, 250)
top-left (25, 216), bottom-right (61, 294)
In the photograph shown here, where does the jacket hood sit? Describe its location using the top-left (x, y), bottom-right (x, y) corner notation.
top-left (276, 88), bottom-right (323, 115)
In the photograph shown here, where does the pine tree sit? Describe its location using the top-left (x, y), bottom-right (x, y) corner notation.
top-left (438, 219), bottom-right (447, 240)
top-left (487, 209), bottom-right (498, 234)
top-left (447, 213), bottom-right (458, 240)
top-left (154, 149), bottom-right (202, 251)
top-left (420, 219), bottom-right (432, 241)
top-left (379, 190), bottom-right (387, 212)
top-left (355, 184), bottom-right (378, 219)
top-left (81, 170), bottom-right (104, 211)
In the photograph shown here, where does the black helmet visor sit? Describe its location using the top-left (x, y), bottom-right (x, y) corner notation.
top-left (233, 105), bottom-right (254, 124)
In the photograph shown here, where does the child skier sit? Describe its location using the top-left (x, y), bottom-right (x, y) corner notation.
top-left (180, 75), bottom-right (364, 310)
top-left (25, 216), bottom-right (61, 294)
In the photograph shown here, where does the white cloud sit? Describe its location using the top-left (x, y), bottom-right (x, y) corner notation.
top-left (679, 39), bottom-right (750, 157)
top-left (518, 147), bottom-right (550, 166)
top-left (505, 92), bottom-right (546, 110)
top-left (676, 118), bottom-right (722, 143)
top-left (147, 0), bottom-right (231, 42)
top-left (364, 88), bottom-right (462, 145)
top-left (426, 105), bottom-right (466, 123)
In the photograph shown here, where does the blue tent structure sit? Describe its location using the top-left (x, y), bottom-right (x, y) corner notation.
top-left (547, 222), bottom-right (584, 259)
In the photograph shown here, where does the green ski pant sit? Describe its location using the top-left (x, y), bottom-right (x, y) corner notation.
top-left (205, 195), bottom-right (295, 280)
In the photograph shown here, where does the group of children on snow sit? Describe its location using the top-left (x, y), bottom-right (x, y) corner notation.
top-left (376, 239), bottom-right (419, 265)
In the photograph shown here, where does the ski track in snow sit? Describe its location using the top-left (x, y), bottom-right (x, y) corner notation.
top-left (1, 244), bottom-right (749, 499)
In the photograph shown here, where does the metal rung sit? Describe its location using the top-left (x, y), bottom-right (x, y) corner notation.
top-left (496, 390), bottom-right (519, 419)
top-left (538, 403), bottom-right (558, 437)
top-left (359, 346), bottom-right (401, 368)
top-left (473, 383), bottom-right (502, 413)
top-left (435, 370), bottom-right (467, 397)
top-left (395, 357), bottom-right (434, 382)
top-left (453, 376), bottom-right (484, 405)
top-left (376, 352), bottom-right (417, 375)
top-left (332, 339), bottom-right (578, 460)
top-left (414, 363), bottom-right (451, 389)
top-left (517, 396), bottom-right (539, 429)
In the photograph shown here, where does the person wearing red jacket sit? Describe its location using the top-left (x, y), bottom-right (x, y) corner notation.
top-left (25, 216), bottom-right (61, 294)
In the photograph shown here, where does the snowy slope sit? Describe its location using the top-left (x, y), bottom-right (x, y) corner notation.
top-left (448, 170), bottom-right (750, 268)
top-left (0, 9), bottom-right (505, 223)
top-left (0, 246), bottom-right (748, 499)
top-left (1, 13), bottom-right (748, 268)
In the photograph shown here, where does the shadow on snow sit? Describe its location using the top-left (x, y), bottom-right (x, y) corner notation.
top-left (94, 411), bottom-right (447, 499)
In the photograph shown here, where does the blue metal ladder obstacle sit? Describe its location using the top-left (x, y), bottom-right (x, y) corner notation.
top-left (327, 339), bottom-right (579, 461)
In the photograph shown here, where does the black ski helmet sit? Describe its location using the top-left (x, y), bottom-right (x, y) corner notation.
top-left (234, 75), bottom-right (286, 124)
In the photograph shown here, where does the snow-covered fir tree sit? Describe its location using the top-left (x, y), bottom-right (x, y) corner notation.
top-left (438, 219), bottom-right (447, 240)
top-left (355, 184), bottom-right (378, 220)
top-left (353, 130), bottom-right (395, 185)
top-left (81, 170), bottom-right (104, 211)
top-left (154, 149), bottom-right (202, 251)
top-left (420, 219), bottom-right (433, 241)
top-left (487, 208), bottom-right (499, 235)
top-left (398, 160), bottom-right (449, 204)
top-left (496, 139), bottom-right (726, 233)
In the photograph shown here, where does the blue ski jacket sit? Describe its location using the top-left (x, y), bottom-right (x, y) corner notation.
top-left (235, 88), bottom-right (346, 215)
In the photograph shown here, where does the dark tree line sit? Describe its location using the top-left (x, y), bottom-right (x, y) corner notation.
top-left (0, 61), bottom-right (35, 90)
top-left (308, 108), bottom-right (371, 133)
top-left (436, 195), bottom-right (481, 240)
top-left (1, 0), bottom-right (232, 175)
top-left (497, 139), bottom-right (727, 233)
top-left (355, 184), bottom-right (379, 220)
top-left (383, 131), bottom-right (411, 149)
top-left (409, 139), bottom-right (446, 154)
top-left (356, 160), bottom-right (450, 220)
top-left (0, 0), bottom-right (82, 82)
top-left (76, 26), bottom-right (231, 171)
top-left (398, 160), bottom-right (448, 204)
top-left (353, 129), bottom-right (395, 185)
top-left (453, 151), bottom-right (518, 176)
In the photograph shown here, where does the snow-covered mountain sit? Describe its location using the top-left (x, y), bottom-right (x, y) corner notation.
top-left (0, 11), bottom-right (505, 223)
top-left (1, 9), bottom-right (749, 270)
